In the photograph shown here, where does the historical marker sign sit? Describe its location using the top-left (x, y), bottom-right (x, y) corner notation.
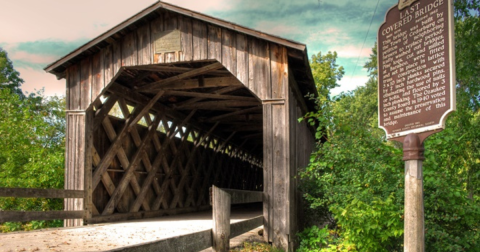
top-left (378, 0), bottom-right (456, 139)
top-left (154, 29), bottom-right (182, 54)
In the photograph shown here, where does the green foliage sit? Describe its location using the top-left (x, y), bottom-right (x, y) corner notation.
top-left (310, 51), bottom-right (345, 99)
top-left (233, 242), bottom-right (284, 252)
top-left (298, 2), bottom-right (480, 250)
top-left (0, 48), bottom-right (24, 98)
top-left (297, 226), bottom-right (330, 252)
top-left (0, 50), bottom-right (66, 231)
top-left (298, 225), bottom-right (357, 252)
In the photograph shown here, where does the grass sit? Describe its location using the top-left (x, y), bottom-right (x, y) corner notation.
top-left (231, 241), bottom-right (284, 252)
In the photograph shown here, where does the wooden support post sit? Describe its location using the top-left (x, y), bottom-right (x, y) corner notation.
top-left (83, 109), bottom-right (94, 224)
top-left (212, 185), bottom-right (231, 252)
top-left (65, 111), bottom-right (91, 227)
top-left (403, 133), bottom-right (425, 252)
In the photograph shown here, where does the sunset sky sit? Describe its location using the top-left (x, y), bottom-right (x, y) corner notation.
top-left (0, 0), bottom-right (398, 97)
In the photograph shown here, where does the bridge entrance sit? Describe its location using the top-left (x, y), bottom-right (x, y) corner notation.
top-left (45, 2), bottom-right (317, 250)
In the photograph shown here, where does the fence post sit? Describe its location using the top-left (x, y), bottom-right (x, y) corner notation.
top-left (212, 185), bottom-right (231, 252)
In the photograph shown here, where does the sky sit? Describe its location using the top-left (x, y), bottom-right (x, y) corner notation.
top-left (0, 0), bottom-right (398, 97)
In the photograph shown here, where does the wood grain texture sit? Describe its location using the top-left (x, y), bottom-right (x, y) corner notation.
top-left (103, 45), bottom-right (115, 86)
top-left (91, 52), bottom-right (105, 101)
top-left (272, 103), bottom-right (288, 249)
top-left (179, 15), bottom-right (193, 61)
top-left (236, 33), bottom-right (249, 87)
top-left (263, 104), bottom-right (273, 242)
top-left (151, 15), bottom-right (165, 64)
top-left (248, 37), bottom-right (271, 100)
top-left (0, 188), bottom-right (84, 199)
top-left (0, 211), bottom-right (84, 223)
top-left (270, 44), bottom-right (288, 99)
top-left (136, 23), bottom-right (152, 65)
top-left (212, 185), bottom-right (231, 252)
top-left (192, 19), bottom-right (208, 61)
top-left (80, 58), bottom-right (92, 110)
top-left (122, 32), bottom-right (137, 67)
top-left (222, 29), bottom-right (236, 75)
top-left (208, 25), bottom-right (222, 61)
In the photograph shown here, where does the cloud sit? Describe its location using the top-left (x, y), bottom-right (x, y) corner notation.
top-left (14, 39), bottom-right (88, 57)
top-left (332, 75), bottom-right (370, 97)
top-left (2, 0), bottom-right (397, 97)
top-left (4, 39), bottom-right (88, 71)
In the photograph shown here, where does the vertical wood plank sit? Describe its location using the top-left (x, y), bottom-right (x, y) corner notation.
top-left (68, 64), bottom-right (81, 111)
top-left (222, 29), bottom-right (236, 74)
top-left (164, 11), bottom-right (178, 63)
top-left (84, 109), bottom-right (94, 224)
top-left (272, 103), bottom-right (288, 249)
top-left (212, 186), bottom-right (231, 252)
top-left (262, 104), bottom-right (273, 242)
top-left (65, 112), bottom-right (87, 227)
top-left (270, 44), bottom-right (288, 99)
top-left (103, 45), bottom-right (114, 86)
top-left (248, 37), bottom-right (271, 100)
top-left (179, 15), bottom-right (193, 62)
top-left (66, 68), bottom-right (72, 110)
top-left (80, 58), bottom-right (92, 110)
top-left (112, 41), bottom-right (122, 75)
top-left (208, 25), bottom-right (222, 61)
top-left (122, 32), bottom-right (137, 67)
top-left (193, 20), bottom-right (207, 61)
top-left (137, 23), bottom-right (152, 66)
top-left (64, 114), bottom-right (72, 226)
top-left (150, 15), bottom-right (165, 64)
top-left (236, 33), bottom-right (248, 87)
top-left (91, 52), bottom-right (104, 102)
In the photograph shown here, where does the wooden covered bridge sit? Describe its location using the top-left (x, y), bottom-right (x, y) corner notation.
top-left (43, 1), bottom-right (316, 250)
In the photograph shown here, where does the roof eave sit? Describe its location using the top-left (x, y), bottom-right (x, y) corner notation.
top-left (44, 1), bottom-right (306, 75)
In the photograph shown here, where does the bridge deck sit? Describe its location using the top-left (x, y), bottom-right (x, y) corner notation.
top-left (0, 206), bottom-right (262, 252)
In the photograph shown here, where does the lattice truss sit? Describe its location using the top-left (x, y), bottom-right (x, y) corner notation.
top-left (89, 65), bottom-right (263, 216)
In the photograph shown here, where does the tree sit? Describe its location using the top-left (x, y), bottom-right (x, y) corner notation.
top-left (0, 48), bottom-right (24, 98)
top-left (310, 51), bottom-right (345, 99)
top-left (298, 2), bottom-right (480, 250)
top-left (0, 49), bottom-right (66, 232)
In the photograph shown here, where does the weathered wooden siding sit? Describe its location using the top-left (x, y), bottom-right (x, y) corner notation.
top-left (65, 9), bottom-right (281, 110)
top-left (64, 111), bottom-right (93, 227)
top-left (62, 7), bottom-right (315, 252)
top-left (288, 84), bottom-right (315, 250)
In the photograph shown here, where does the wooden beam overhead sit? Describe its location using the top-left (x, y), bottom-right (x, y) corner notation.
top-left (160, 77), bottom-right (242, 90)
top-left (207, 106), bottom-right (262, 122)
top-left (174, 100), bottom-right (260, 110)
top-left (136, 62), bottom-right (224, 92)
top-left (126, 65), bottom-right (230, 76)
top-left (174, 85), bottom-right (245, 108)
top-left (164, 90), bottom-right (257, 101)
top-left (129, 90), bottom-right (165, 128)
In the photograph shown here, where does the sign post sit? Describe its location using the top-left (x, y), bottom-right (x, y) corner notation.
top-left (377, 0), bottom-right (455, 250)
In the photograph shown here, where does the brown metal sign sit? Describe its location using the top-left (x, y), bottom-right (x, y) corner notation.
top-left (378, 0), bottom-right (456, 139)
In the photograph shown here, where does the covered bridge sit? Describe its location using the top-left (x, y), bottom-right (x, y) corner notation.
top-left (45, 1), bottom-right (316, 250)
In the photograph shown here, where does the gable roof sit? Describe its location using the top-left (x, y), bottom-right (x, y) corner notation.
top-left (44, 1), bottom-right (307, 76)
